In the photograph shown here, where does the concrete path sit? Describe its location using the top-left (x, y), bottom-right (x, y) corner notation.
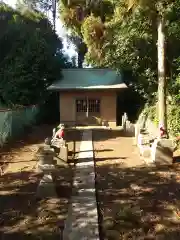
top-left (63, 130), bottom-right (99, 240)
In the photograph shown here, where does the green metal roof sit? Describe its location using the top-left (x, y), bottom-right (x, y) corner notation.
top-left (47, 68), bottom-right (127, 91)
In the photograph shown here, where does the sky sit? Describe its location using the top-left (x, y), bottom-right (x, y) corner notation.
top-left (3, 0), bottom-right (76, 58)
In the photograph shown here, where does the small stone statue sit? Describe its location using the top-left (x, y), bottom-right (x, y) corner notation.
top-left (52, 124), bottom-right (65, 141)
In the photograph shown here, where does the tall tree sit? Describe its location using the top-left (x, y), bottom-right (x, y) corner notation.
top-left (0, 3), bottom-right (71, 107)
top-left (127, 0), bottom-right (175, 136)
top-left (16, 0), bottom-right (57, 29)
top-left (59, 0), bottom-right (114, 67)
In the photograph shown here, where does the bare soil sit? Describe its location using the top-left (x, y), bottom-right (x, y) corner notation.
top-left (93, 129), bottom-right (180, 240)
top-left (0, 125), bottom-right (81, 239)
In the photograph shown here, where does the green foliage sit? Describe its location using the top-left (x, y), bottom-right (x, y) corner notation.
top-left (145, 105), bottom-right (157, 122)
top-left (81, 15), bottom-right (105, 59)
top-left (84, 6), bottom-right (158, 98)
top-left (0, 3), bottom-right (71, 107)
top-left (59, 0), bottom-right (178, 100)
top-left (59, 1), bottom-right (82, 35)
top-left (59, 0), bottom-right (180, 134)
top-left (143, 103), bottom-right (180, 136)
top-left (167, 104), bottom-right (180, 137)
top-left (59, 0), bottom-right (114, 66)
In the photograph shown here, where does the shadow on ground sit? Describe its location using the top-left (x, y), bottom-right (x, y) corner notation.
top-left (95, 161), bottom-right (180, 240)
top-left (0, 126), bottom-right (82, 239)
top-left (0, 126), bottom-right (81, 171)
top-left (0, 166), bottom-right (72, 240)
top-left (92, 128), bottom-right (134, 142)
top-left (0, 124), bottom-right (53, 153)
top-left (92, 128), bottom-right (180, 239)
top-left (0, 124), bottom-right (54, 171)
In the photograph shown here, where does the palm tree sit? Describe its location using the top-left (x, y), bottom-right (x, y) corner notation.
top-left (127, 0), bottom-right (172, 137)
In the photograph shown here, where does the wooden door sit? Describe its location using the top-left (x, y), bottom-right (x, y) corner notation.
top-left (75, 98), bottom-right (88, 125)
top-left (88, 98), bottom-right (101, 125)
top-left (75, 97), bottom-right (101, 125)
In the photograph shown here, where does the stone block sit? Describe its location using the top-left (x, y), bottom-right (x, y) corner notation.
top-left (36, 174), bottom-right (57, 198)
top-left (137, 133), bottom-right (151, 147)
top-left (38, 164), bottom-right (56, 173)
top-left (51, 138), bottom-right (66, 156)
top-left (151, 138), bottom-right (174, 165)
top-left (36, 146), bottom-right (54, 165)
top-left (57, 145), bottom-right (68, 165)
top-left (51, 138), bottom-right (65, 148)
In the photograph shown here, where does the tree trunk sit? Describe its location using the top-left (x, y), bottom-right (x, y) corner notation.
top-left (52, 0), bottom-right (56, 31)
top-left (157, 16), bottom-right (167, 137)
top-left (78, 52), bottom-right (83, 68)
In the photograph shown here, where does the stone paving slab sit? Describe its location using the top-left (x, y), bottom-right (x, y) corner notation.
top-left (63, 130), bottom-right (99, 240)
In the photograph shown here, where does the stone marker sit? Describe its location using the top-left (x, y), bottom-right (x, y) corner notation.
top-left (122, 115), bottom-right (125, 128)
top-left (134, 124), bottom-right (140, 145)
top-left (36, 174), bottom-right (57, 198)
top-left (125, 121), bottom-right (135, 136)
top-left (137, 130), bottom-right (154, 161)
top-left (151, 138), bottom-right (174, 165)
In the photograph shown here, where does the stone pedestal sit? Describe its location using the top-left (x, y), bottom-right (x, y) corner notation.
top-left (151, 138), bottom-right (174, 165)
top-left (122, 115), bottom-right (125, 128)
top-left (36, 145), bottom-right (57, 174)
top-left (36, 174), bottom-right (57, 198)
top-left (36, 146), bottom-right (55, 166)
top-left (122, 113), bottom-right (128, 131)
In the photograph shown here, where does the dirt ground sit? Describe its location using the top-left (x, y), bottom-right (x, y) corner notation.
top-left (93, 129), bottom-right (180, 240)
top-left (0, 125), bottom-right (81, 239)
